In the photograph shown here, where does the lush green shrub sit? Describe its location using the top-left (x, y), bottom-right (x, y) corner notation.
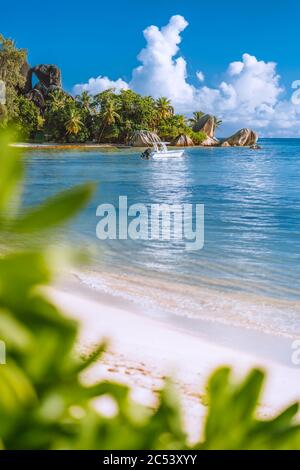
top-left (199, 367), bottom-right (300, 450)
top-left (187, 129), bottom-right (207, 145)
top-left (157, 114), bottom-right (187, 141)
top-left (0, 106), bottom-right (8, 131)
top-left (0, 34), bottom-right (27, 121)
top-left (0, 130), bottom-right (300, 450)
top-left (14, 96), bottom-right (43, 140)
top-left (44, 90), bottom-right (91, 143)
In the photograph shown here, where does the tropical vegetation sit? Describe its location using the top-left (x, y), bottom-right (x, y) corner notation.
top-left (0, 34), bottom-right (27, 123)
top-left (0, 33), bottom-right (219, 145)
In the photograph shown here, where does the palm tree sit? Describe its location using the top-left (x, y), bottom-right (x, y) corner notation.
top-left (48, 90), bottom-right (67, 112)
top-left (76, 91), bottom-right (92, 111)
top-left (98, 100), bottom-right (120, 142)
top-left (213, 115), bottom-right (223, 131)
top-left (65, 108), bottom-right (83, 136)
top-left (188, 111), bottom-right (205, 127)
top-left (155, 97), bottom-right (174, 121)
top-left (176, 114), bottom-right (187, 128)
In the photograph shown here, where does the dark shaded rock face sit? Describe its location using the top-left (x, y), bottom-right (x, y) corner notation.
top-left (22, 64), bottom-right (63, 109)
top-left (31, 64), bottom-right (62, 89)
top-left (20, 61), bottom-right (32, 93)
top-left (26, 89), bottom-right (45, 109)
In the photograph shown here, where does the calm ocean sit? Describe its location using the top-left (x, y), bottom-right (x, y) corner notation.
top-left (23, 139), bottom-right (300, 336)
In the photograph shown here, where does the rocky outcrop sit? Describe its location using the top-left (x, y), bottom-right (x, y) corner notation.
top-left (22, 64), bottom-right (63, 109)
top-left (202, 136), bottom-right (219, 147)
top-left (30, 64), bottom-right (62, 89)
top-left (130, 130), bottom-right (161, 147)
top-left (250, 144), bottom-right (262, 150)
top-left (221, 128), bottom-right (258, 147)
top-left (26, 89), bottom-right (45, 108)
top-left (20, 61), bottom-right (32, 93)
top-left (171, 134), bottom-right (194, 147)
top-left (192, 114), bottom-right (215, 138)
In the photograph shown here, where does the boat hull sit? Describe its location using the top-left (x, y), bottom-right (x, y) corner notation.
top-left (150, 150), bottom-right (184, 159)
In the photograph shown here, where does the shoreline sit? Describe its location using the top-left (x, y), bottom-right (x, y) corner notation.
top-left (68, 266), bottom-right (300, 341)
top-left (10, 142), bottom-right (259, 150)
top-left (61, 271), bottom-right (299, 365)
top-left (11, 142), bottom-right (205, 150)
top-left (48, 276), bottom-right (300, 441)
top-left (11, 142), bottom-right (126, 150)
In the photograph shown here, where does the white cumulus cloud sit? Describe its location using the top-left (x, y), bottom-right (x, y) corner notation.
top-left (73, 76), bottom-right (129, 96)
top-left (194, 53), bottom-right (286, 134)
top-left (73, 15), bottom-right (300, 136)
top-left (130, 15), bottom-right (194, 111)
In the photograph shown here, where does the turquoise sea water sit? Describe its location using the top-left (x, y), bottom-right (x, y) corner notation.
top-left (23, 139), bottom-right (300, 335)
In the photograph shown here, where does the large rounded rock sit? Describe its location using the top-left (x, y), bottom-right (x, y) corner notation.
top-left (220, 141), bottom-right (230, 147)
top-left (192, 114), bottom-right (215, 138)
top-left (130, 130), bottom-right (161, 147)
top-left (171, 134), bottom-right (194, 147)
top-left (224, 128), bottom-right (258, 146)
top-left (202, 136), bottom-right (219, 146)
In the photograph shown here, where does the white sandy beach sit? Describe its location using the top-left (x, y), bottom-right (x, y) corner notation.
top-left (49, 281), bottom-right (300, 443)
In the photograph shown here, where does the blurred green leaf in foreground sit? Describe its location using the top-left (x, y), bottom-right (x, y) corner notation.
top-left (0, 130), bottom-right (300, 450)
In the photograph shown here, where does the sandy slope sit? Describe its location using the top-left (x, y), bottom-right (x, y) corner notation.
top-left (48, 285), bottom-right (300, 442)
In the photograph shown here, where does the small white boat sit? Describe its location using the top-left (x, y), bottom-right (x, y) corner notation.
top-left (141, 142), bottom-right (184, 159)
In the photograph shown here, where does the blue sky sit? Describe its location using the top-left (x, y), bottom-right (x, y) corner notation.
top-left (2, 0), bottom-right (300, 135)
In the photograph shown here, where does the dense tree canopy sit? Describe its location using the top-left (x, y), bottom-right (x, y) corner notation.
top-left (0, 33), bottom-right (219, 144)
top-left (40, 88), bottom-right (208, 144)
top-left (0, 34), bottom-right (27, 120)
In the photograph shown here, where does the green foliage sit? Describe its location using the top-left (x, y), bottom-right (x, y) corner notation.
top-left (0, 130), bottom-right (300, 450)
top-left (0, 104), bottom-right (8, 127)
top-left (188, 111), bottom-right (205, 127)
top-left (10, 184), bottom-right (94, 234)
top-left (97, 98), bottom-right (121, 142)
top-left (157, 114), bottom-right (187, 141)
top-left (155, 97), bottom-right (174, 120)
top-left (65, 108), bottom-right (83, 136)
top-left (43, 89), bottom-right (210, 144)
top-left (14, 96), bottom-right (43, 139)
top-left (91, 89), bottom-right (158, 143)
top-left (186, 130), bottom-right (207, 145)
top-left (213, 115), bottom-right (222, 131)
top-left (0, 130), bottom-right (187, 449)
top-left (0, 32), bottom-right (222, 144)
top-left (44, 90), bottom-right (90, 143)
top-left (199, 367), bottom-right (300, 450)
top-left (0, 129), bottom-right (23, 217)
top-left (0, 34), bottom-right (27, 120)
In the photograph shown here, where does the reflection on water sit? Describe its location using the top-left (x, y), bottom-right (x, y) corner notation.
top-left (23, 139), bottom-right (300, 333)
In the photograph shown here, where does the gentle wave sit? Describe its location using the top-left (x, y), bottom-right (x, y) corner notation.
top-left (72, 266), bottom-right (300, 338)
